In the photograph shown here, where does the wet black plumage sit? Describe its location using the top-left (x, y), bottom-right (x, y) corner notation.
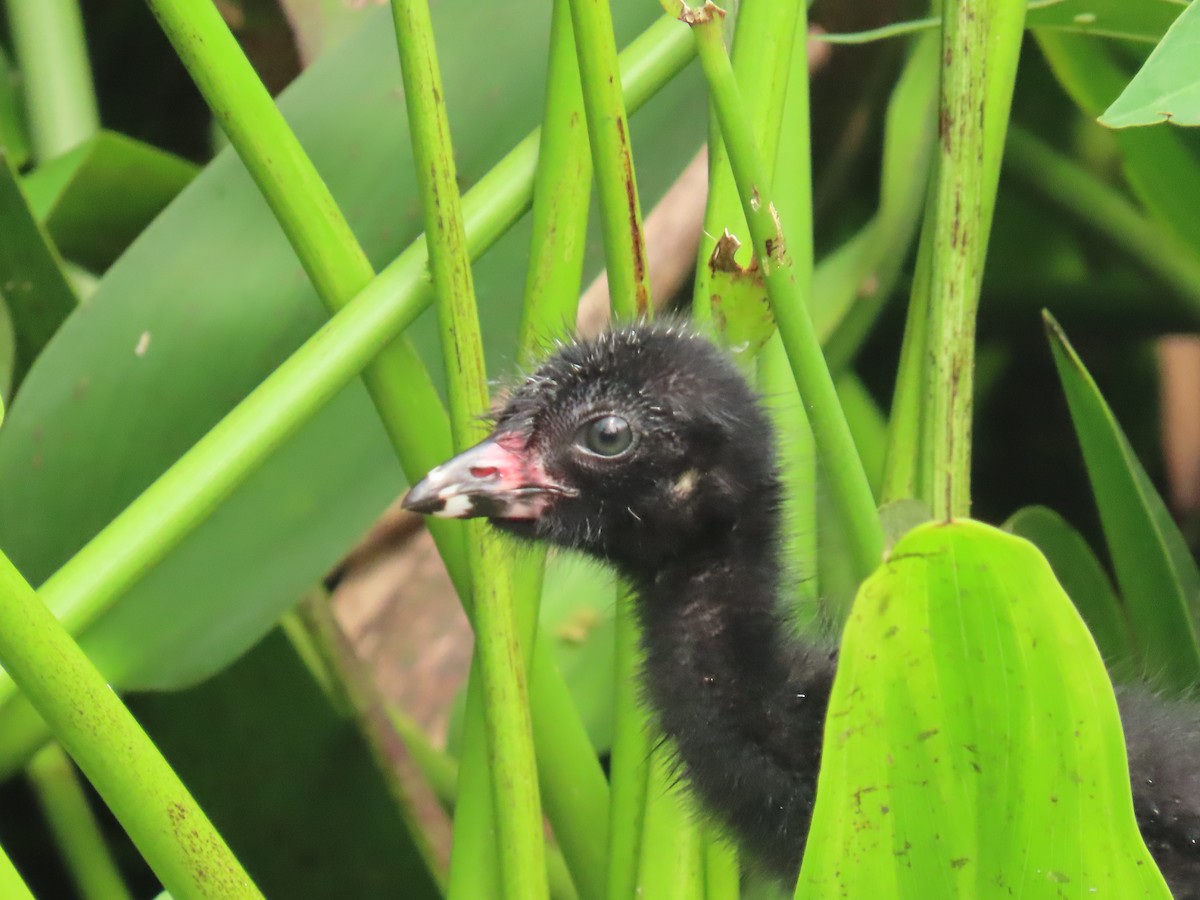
top-left (403, 324), bottom-right (1200, 895)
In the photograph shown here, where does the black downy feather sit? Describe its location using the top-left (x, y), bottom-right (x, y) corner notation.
top-left (413, 324), bottom-right (1200, 895)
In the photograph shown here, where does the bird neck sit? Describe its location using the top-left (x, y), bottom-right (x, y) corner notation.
top-left (627, 489), bottom-right (829, 878)
top-left (632, 489), bottom-right (794, 714)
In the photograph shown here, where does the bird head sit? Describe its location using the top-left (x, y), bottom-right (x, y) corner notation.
top-left (402, 325), bottom-right (778, 574)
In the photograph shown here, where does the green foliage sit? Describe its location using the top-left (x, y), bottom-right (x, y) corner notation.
top-left (0, 0), bottom-right (1199, 897)
top-left (799, 520), bottom-right (1169, 897)
top-left (1047, 314), bottom-right (1200, 693)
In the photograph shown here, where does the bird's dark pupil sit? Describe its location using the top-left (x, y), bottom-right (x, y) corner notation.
top-left (584, 416), bottom-right (633, 457)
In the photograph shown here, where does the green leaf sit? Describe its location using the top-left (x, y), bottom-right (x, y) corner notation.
top-left (0, 150), bottom-right (76, 387)
top-left (130, 629), bottom-right (441, 899)
top-left (1026, 0), bottom-right (1183, 43)
top-left (1036, 31), bottom-right (1200, 250)
top-left (1045, 312), bottom-right (1200, 693)
top-left (1100, 0), bottom-right (1200, 128)
top-left (1005, 505), bottom-right (1137, 678)
top-left (21, 131), bottom-right (198, 271)
top-left (798, 519), bottom-right (1169, 897)
top-left (0, 0), bottom-right (704, 768)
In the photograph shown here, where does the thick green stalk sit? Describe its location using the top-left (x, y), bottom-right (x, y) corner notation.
top-left (518, 0), bottom-right (593, 365)
top-left (703, 827), bottom-right (738, 899)
top-left (679, 2), bottom-right (883, 582)
top-left (0, 551), bottom-right (259, 898)
top-left (1006, 127), bottom-right (1200, 318)
top-left (27, 742), bottom-right (134, 900)
top-left (636, 747), bottom-right (704, 898)
top-left (569, 0), bottom-right (652, 322)
top-left (3, 0), bottom-right (98, 158)
top-left (0, 839), bottom-right (32, 900)
top-left (566, 3), bottom-right (656, 898)
top-left (391, 3), bottom-right (546, 899)
top-left (606, 603), bottom-right (650, 900)
top-left (513, 2), bottom-right (609, 896)
top-left (920, 0), bottom-right (1026, 519)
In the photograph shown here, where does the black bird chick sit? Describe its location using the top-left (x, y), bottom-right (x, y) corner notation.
top-left (403, 324), bottom-right (1200, 894)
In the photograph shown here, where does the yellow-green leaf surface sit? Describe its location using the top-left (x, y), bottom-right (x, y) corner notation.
top-left (1046, 314), bottom-right (1200, 693)
top-left (1101, 0), bottom-right (1200, 127)
top-left (1006, 505), bottom-right (1137, 679)
top-left (798, 519), bottom-right (1168, 897)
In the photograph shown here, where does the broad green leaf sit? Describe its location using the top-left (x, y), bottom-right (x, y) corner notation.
top-left (130, 629), bottom-right (440, 899)
top-left (1005, 505), bottom-right (1137, 677)
top-left (798, 519), bottom-right (1169, 897)
top-left (1036, 31), bottom-right (1200, 250)
top-left (0, 47), bottom-right (29, 171)
top-left (21, 131), bottom-right (198, 271)
top-left (1101, 0), bottom-right (1200, 127)
top-left (0, 1), bottom-right (704, 769)
top-left (1026, 0), bottom-right (1183, 43)
top-left (1045, 313), bottom-right (1200, 693)
top-left (0, 151), bottom-right (76, 387)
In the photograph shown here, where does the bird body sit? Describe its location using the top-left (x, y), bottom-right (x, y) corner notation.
top-left (404, 324), bottom-right (1200, 895)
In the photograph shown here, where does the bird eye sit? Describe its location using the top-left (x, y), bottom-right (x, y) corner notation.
top-left (578, 415), bottom-right (634, 458)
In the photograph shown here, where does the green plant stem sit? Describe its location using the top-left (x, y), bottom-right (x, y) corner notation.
top-left (636, 746), bottom-right (704, 898)
top-left (511, 3), bottom-right (611, 896)
top-left (566, 3), bottom-right (657, 899)
top-left (385, 706), bottom-right (580, 900)
top-left (680, 2), bottom-right (883, 583)
top-left (606, 601), bottom-right (650, 900)
top-left (921, 0), bottom-right (1026, 519)
top-left (27, 742), bottom-right (134, 900)
top-left (3, 0), bottom-right (99, 158)
top-left (0, 838), bottom-right (33, 900)
top-left (693, 0), bottom-right (800, 321)
top-left (518, 0), bottom-right (593, 365)
top-left (0, 551), bottom-right (259, 898)
top-left (391, 2), bottom-right (546, 899)
top-left (568, 0), bottom-right (652, 321)
top-left (703, 827), bottom-right (738, 899)
top-left (1006, 126), bottom-right (1200, 318)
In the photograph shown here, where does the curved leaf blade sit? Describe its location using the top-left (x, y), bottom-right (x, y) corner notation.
top-left (798, 519), bottom-right (1168, 896)
top-left (1045, 312), bottom-right (1200, 693)
top-left (1005, 504), bottom-right (1137, 678)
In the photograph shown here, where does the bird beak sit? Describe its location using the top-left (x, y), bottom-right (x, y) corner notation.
top-left (401, 435), bottom-right (573, 520)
